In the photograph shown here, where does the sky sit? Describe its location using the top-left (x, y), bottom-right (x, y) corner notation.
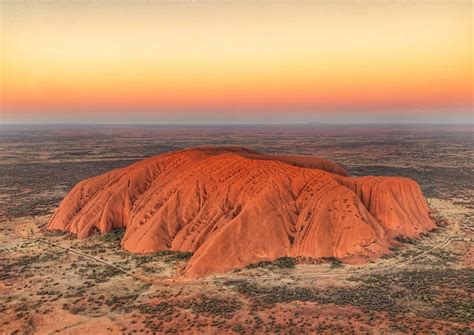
top-left (0, 1), bottom-right (472, 124)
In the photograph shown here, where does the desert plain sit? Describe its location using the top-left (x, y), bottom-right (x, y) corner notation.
top-left (0, 124), bottom-right (472, 334)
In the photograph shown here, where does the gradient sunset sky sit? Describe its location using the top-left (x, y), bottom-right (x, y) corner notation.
top-left (1, 1), bottom-right (472, 124)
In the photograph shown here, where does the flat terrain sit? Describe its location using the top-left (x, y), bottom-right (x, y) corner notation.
top-left (1, 125), bottom-right (472, 334)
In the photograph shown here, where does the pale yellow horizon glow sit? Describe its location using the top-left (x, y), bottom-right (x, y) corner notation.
top-left (1, 1), bottom-right (472, 122)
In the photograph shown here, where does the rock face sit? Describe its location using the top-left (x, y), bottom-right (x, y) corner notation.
top-left (48, 147), bottom-right (435, 277)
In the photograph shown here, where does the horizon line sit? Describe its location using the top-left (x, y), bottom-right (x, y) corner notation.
top-left (1, 121), bottom-right (472, 127)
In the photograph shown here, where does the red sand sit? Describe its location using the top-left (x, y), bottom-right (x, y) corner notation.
top-left (48, 147), bottom-right (435, 277)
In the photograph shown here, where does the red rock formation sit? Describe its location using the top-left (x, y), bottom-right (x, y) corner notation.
top-left (48, 147), bottom-right (435, 277)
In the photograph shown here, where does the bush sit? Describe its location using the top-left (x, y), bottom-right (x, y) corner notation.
top-left (395, 236), bottom-right (416, 244)
top-left (173, 251), bottom-right (193, 260)
top-left (246, 257), bottom-right (295, 269)
top-left (322, 257), bottom-right (343, 268)
top-left (273, 257), bottom-right (296, 268)
top-left (100, 228), bottom-right (125, 242)
top-left (330, 259), bottom-right (343, 268)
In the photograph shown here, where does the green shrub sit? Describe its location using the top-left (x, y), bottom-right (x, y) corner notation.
top-left (173, 251), bottom-right (193, 260)
top-left (273, 257), bottom-right (296, 268)
top-left (395, 236), bottom-right (417, 244)
top-left (246, 257), bottom-right (295, 269)
top-left (322, 256), bottom-right (343, 268)
top-left (100, 228), bottom-right (125, 242)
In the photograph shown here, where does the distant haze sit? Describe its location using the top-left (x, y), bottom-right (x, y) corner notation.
top-left (1, 1), bottom-right (472, 124)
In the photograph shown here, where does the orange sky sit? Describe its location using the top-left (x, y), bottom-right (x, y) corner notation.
top-left (1, 1), bottom-right (472, 123)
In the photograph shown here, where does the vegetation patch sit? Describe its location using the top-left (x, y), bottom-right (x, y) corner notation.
top-left (246, 257), bottom-right (296, 269)
top-left (131, 250), bottom-right (193, 265)
top-left (138, 302), bottom-right (174, 315)
top-left (395, 235), bottom-right (417, 244)
top-left (100, 228), bottom-right (125, 242)
top-left (322, 257), bottom-right (344, 268)
top-left (161, 251), bottom-right (193, 262)
top-left (225, 269), bottom-right (474, 323)
top-left (179, 296), bottom-right (242, 316)
top-left (43, 229), bottom-right (66, 237)
top-left (75, 262), bottom-right (123, 283)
